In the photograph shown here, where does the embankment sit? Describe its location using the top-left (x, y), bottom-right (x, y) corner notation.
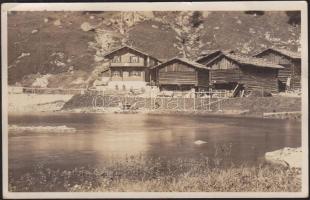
top-left (62, 93), bottom-right (301, 119)
top-left (219, 96), bottom-right (301, 118)
top-left (8, 94), bottom-right (73, 113)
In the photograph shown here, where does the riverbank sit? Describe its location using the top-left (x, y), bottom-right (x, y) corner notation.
top-left (9, 155), bottom-right (301, 192)
top-left (8, 94), bottom-right (73, 113)
top-left (8, 93), bottom-right (301, 120)
top-left (61, 94), bottom-right (301, 119)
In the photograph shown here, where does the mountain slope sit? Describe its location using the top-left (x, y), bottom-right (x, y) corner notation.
top-left (7, 11), bottom-right (301, 87)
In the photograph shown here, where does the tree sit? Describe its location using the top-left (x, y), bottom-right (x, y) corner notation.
top-left (286, 11), bottom-right (301, 26)
top-left (191, 11), bottom-right (204, 28)
top-left (164, 11), bottom-right (204, 58)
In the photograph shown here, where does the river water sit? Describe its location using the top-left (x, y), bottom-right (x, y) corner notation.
top-left (8, 113), bottom-right (301, 174)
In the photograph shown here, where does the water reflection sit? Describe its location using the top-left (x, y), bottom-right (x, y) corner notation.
top-left (8, 113), bottom-right (301, 173)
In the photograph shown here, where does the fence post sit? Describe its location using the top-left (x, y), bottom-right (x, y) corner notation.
top-left (193, 94), bottom-right (196, 111)
top-left (208, 93), bottom-right (211, 111)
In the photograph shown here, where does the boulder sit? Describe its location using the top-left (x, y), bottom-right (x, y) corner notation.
top-left (53, 19), bottom-right (61, 26)
top-left (265, 147), bottom-right (302, 168)
top-left (80, 22), bottom-right (94, 32)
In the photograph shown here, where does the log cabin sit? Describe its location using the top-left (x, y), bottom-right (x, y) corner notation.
top-left (150, 57), bottom-right (210, 91)
top-left (103, 45), bottom-right (161, 84)
top-left (198, 53), bottom-right (284, 94)
top-left (253, 48), bottom-right (301, 91)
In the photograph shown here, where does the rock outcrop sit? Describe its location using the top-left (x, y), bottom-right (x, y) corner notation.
top-left (265, 147), bottom-right (302, 168)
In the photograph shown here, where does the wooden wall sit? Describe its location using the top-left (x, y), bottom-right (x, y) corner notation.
top-left (207, 56), bottom-right (279, 93)
top-left (210, 69), bottom-right (241, 83)
top-left (255, 50), bottom-right (301, 90)
top-left (291, 60), bottom-right (301, 90)
top-left (255, 50), bottom-right (291, 64)
top-left (208, 56), bottom-right (239, 70)
top-left (110, 68), bottom-right (145, 81)
top-left (109, 50), bottom-right (145, 67)
top-left (145, 57), bottom-right (160, 82)
top-left (239, 66), bottom-right (279, 93)
top-left (157, 61), bottom-right (197, 85)
top-left (106, 48), bottom-right (163, 83)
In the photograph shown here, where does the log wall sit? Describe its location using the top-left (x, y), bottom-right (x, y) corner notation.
top-left (239, 66), bottom-right (279, 93)
top-left (210, 69), bottom-right (241, 83)
top-left (209, 56), bottom-right (239, 70)
top-left (157, 61), bottom-right (198, 85)
top-left (255, 50), bottom-right (301, 90)
top-left (207, 56), bottom-right (279, 93)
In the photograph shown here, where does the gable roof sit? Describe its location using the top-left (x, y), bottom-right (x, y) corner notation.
top-left (196, 50), bottom-right (235, 63)
top-left (151, 57), bottom-right (209, 70)
top-left (206, 53), bottom-right (284, 69)
top-left (254, 48), bottom-right (301, 59)
top-left (102, 45), bottom-right (161, 62)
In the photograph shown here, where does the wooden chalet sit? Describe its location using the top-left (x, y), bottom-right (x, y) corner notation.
top-left (150, 57), bottom-right (210, 91)
top-left (103, 45), bottom-right (161, 83)
top-left (197, 53), bottom-right (284, 93)
top-left (254, 48), bottom-right (301, 91)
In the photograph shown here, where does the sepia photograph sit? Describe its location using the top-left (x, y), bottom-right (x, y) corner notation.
top-left (1, 2), bottom-right (308, 199)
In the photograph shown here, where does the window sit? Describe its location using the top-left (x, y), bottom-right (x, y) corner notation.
top-left (112, 56), bottom-right (121, 63)
top-left (130, 56), bottom-right (139, 63)
top-left (113, 71), bottom-right (120, 77)
top-left (130, 71), bottom-right (141, 76)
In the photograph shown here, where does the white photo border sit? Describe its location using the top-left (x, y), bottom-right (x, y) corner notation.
top-left (1, 1), bottom-right (308, 199)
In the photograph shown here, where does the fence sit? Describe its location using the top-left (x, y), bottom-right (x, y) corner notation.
top-left (9, 86), bottom-right (231, 111)
top-left (8, 86), bottom-right (231, 98)
top-left (8, 86), bottom-right (88, 95)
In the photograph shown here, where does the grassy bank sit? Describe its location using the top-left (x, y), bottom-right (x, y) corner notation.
top-left (219, 96), bottom-right (301, 117)
top-left (9, 155), bottom-right (301, 192)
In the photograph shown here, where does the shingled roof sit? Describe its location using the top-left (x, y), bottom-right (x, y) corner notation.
top-left (102, 45), bottom-right (161, 62)
top-left (206, 53), bottom-right (284, 69)
top-left (254, 48), bottom-right (301, 59)
top-left (151, 57), bottom-right (209, 70)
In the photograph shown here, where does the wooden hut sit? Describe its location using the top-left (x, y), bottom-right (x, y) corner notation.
top-left (198, 53), bottom-right (284, 94)
top-left (150, 57), bottom-right (210, 91)
top-left (103, 45), bottom-right (161, 83)
top-left (254, 48), bottom-right (301, 91)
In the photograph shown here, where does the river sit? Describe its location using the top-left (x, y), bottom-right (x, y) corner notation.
top-left (8, 113), bottom-right (301, 174)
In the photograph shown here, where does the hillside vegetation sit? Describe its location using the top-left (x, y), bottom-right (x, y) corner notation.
top-left (7, 11), bottom-right (301, 87)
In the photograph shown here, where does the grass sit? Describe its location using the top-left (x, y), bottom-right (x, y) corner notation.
top-left (62, 93), bottom-right (301, 120)
top-left (9, 154), bottom-right (301, 192)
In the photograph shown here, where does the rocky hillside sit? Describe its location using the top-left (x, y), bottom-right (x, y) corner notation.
top-left (7, 11), bottom-right (301, 87)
